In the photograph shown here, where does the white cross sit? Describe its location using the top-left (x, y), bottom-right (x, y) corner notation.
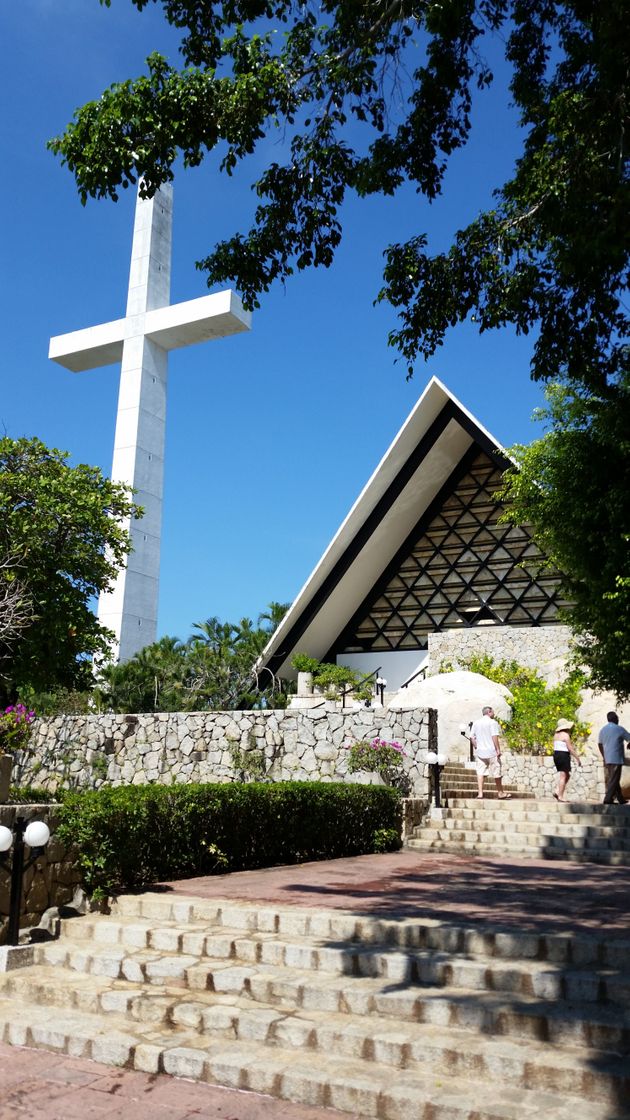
top-left (49, 184), bottom-right (251, 663)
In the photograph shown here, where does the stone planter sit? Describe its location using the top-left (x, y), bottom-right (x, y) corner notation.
top-left (297, 672), bottom-right (313, 697)
top-left (0, 755), bottom-right (12, 802)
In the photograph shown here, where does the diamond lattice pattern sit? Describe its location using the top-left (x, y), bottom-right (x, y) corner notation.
top-left (341, 451), bottom-right (565, 652)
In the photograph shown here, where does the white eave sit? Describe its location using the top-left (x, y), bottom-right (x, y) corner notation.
top-left (260, 377), bottom-right (507, 678)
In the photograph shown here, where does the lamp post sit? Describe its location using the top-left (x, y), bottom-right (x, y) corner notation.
top-left (0, 817), bottom-right (51, 945)
top-left (459, 721), bottom-right (474, 762)
top-left (375, 676), bottom-right (387, 705)
top-left (426, 751), bottom-right (448, 809)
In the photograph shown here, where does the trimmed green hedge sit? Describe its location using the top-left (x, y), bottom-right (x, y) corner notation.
top-left (57, 781), bottom-right (402, 897)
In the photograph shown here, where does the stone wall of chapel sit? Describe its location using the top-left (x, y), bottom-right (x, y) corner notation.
top-left (22, 708), bottom-right (430, 795)
top-left (427, 625), bottom-right (573, 685)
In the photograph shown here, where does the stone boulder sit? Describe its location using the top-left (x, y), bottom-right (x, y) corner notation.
top-left (388, 670), bottom-right (513, 761)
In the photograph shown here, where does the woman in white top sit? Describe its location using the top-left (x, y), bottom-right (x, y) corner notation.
top-left (552, 718), bottom-right (582, 801)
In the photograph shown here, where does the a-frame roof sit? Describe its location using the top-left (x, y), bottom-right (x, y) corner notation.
top-left (259, 377), bottom-right (527, 679)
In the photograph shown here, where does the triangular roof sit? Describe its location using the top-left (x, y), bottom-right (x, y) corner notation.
top-left (260, 377), bottom-right (554, 679)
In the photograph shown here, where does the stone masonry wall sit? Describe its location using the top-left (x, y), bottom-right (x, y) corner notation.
top-left (23, 707), bottom-right (430, 795)
top-left (0, 806), bottom-right (81, 942)
top-left (428, 625), bottom-right (573, 685)
top-left (499, 750), bottom-right (603, 801)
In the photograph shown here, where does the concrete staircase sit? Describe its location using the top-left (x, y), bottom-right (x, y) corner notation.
top-left (438, 761), bottom-right (535, 801)
top-left (0, 894), bottom-right (629, 1118)
top-left (408, 798), bottom-right (630, 865)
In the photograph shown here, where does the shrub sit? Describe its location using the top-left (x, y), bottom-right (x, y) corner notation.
top-left (291, 654), bottom-right (373, 700)
top-left (9, 785), bottom-right (63, 804)
top-left (291, 653), bottom-right (320, 674)
top-left (454, 654), bottom-right (589, 754)
top-left (346, 737), bottom-right (407, 781)
top-left (0, 703), bottom-right (35, 756)
top-left (57, 781), bottom-right (402, 897)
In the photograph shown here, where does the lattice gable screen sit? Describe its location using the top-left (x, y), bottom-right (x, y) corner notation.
top-left (334, 449), bottom-right (565, 654)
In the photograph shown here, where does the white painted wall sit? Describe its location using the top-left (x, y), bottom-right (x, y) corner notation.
top-left (338, 650), bottom-right (428, 691)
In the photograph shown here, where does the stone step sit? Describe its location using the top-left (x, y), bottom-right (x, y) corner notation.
top-left (0, 995), bottom-right (618, 1120)
top-left (436, 805), bottom-right (630, 824)
top-left (33, 930), bottom-right (630, 1010)
top-left (419, 827), bottom-right (630, 853)
top-left (1, 894), bottom-right (629, 1118)
top-left (447, 800), bottom-right (630, 816)
top-left (0, 968), bottom-right (627, 1105)
top-left (56, 909), bottom-right (630, 971)
top-left (5, 964), bottom-right (630, 1056)
top-left (406, 837), bottom-right (630, 866)
top-left (422, 817), bottom-right (630, 838)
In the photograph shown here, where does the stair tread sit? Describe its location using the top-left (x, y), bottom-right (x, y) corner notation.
top-left (5, 962), bottom-right (630, 1035)
top-left (53, 912), bottom-right (630, 969)
top-left (2, 887), bottom-right (630, 1119)
top-left (37, 928), bottom-right (630, 978)
top-left (0, 995), bottom-right (624, 1119)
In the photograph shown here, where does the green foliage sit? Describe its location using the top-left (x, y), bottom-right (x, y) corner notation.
top-left (98, 602), bottom-right (291, 712)
top-left (0, 437), bottom-right (139, 702)
top-left (0, 703), bottom-right (35, 756)
top-left (50, 4), bottom-right (628, 396)
top-left (371, 827), bottom-right (402, 854)
top-left (346, 736), bottom-right (406, 779)
top-left (290, 653), bottom-right (320, 674)
top-left (499, 384), bottom-right (630, 698)
top-left (227, 733), bottom-right (267, 781)
top-left (23, 688), bottom-right (96, 716)
top-left (56, 781), bottom-right (402, 896)
top-left (49, 5), bottom-right (629, 694)
top-left (8, 785), bottom-right (63, 804)
top-left (460, 653), bottom-right (589, 755)
top-left (291, 655), bottom-right (373, 701)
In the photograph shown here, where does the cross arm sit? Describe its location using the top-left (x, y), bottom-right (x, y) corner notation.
top-left (49, 318), bottom-right (127, 373)
top-left (144, 290), bottom-right (251, 350)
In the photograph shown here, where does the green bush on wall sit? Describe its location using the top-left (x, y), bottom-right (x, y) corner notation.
top-left (57, 781), bottom-right (402, 898)
top-left (442, 653), bottom-right (590, 754)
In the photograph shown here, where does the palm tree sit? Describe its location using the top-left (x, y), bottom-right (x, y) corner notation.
top-left (189, 617), bottom-right (238, 657)
top-left (257, 601), bottom-right (291, 634)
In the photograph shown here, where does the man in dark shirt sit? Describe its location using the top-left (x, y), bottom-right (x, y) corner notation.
top-left (598, 712), bottom-right (630, 804)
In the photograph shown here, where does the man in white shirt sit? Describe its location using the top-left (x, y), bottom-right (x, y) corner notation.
top-left (470, 706), bottom-right (511, 800)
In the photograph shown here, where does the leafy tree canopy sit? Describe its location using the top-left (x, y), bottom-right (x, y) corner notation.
top-left (0, 437), bottom-right (140, 702)
top-left (500, 385), bottom-right (630, 698)
top-left (50, 1), bottom-right (629, 390)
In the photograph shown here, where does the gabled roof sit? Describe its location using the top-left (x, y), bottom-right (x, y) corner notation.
top-left (260, 377), bottom-right (511, 678)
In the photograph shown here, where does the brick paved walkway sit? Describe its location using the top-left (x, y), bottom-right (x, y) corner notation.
top-left (1, 848), bottom-right (629, 1117)
top-left (0, 1044), bottom-right (361, 1119)
top-left (156, 848), bottom-right (630, 937)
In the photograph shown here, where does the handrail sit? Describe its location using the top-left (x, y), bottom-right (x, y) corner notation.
top-left (339, 665), bottom-right (381, 708)
top-left (399, 663), bottom-right (427, 689)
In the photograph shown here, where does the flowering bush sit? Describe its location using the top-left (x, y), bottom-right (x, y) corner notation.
top-left (0, 703), bottom-right (35, 756)
top-left (345, 736), bottom-right (407, 785)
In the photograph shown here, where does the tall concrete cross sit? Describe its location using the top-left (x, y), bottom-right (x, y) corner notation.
top-left (49, 184), bottom-right (251, 662)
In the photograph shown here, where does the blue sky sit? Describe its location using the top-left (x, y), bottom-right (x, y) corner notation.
top-left (1, 3), bottom-right (546, 640)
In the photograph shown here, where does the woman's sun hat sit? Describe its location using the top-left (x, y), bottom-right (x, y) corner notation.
top-left (555, 718), bottom-right (574, 732)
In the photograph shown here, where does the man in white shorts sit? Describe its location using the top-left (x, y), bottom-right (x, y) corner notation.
top-left (470, 705), bottom-right (511, 800)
